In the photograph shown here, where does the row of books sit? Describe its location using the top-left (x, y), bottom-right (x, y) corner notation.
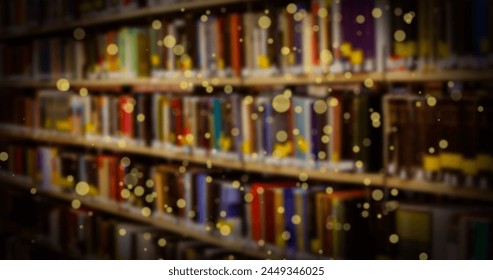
top-left (0, 87), bottom-right (382, 172)
top-left (385, 91), bottom-right (493, 189)
top-left (0, 144), bottom-right (375, 258)
top-left (0, 0), bottom-right (165, 31)
top-left (2, 0), bottom-right (493, 80)
top-left (2, 144), bottom-right (493, 259)
top-left (0, 193), bottom-right (245, 260)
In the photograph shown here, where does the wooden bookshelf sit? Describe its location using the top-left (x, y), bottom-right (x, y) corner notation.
top-left (0, 125), bottom-right (381, 186)
top-left (0, 173), bottom-right (325, 260)
top-left (0, 0), bottom-right (254, 40)
top-left (4, 125), bottom-right (493, 202)
top-left (1, 70), bottom-right (492, 91)
top-left (386, 177), bottom-right (493, 203)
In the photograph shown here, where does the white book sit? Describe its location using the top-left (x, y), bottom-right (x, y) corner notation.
top-left (375, 0), bottom-right (390, 73)
top-left (302, 12), bottom-right (314, 74)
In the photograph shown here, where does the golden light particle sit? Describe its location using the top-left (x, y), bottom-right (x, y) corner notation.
top-left (363, 202), bottom-right (370, 209)
top-left (403, 13), bottom-right (413, 24)
top-left (145, 194), bottom-right (154, 203)
top-left (363, 178), bottom-right (372, 186)
top-left (121, 189), bottom-right (131, 199)
top-left (389, 234), bottom-right (399, 244)
top-left (123, 102), bottom-right (134, 114)
top-left (231, 127), bottom-right (240, 137)
top-left (220, 225), bottom-right (231, 236)
top-left (79, 88), bottom-right (88, 97)
top-left (120, 157), bottom-right (131, 167)
top-left (257, 239), bottom-right (265, 246)
top-left (173, 44), bottom-right (185, 56)
top-left (329, 97), bottom-right (339, 107)
top-left (272, 94), bottom-right (291, 113)
top-left (204, 132), bottom-right (211, 139)
top-left (394, 30), bottom-right (406, 42)
top-left (323, 125), bottom-right (333, 135)
top-left (372, 189), bottom-right (384, 201)
top-left (372, 8), bottom-right (382, 18)
top-left (107, 43), bottom-right (118, 55)
top-left (232, 180), bottom-right (240, 189)
top-left (206, 85), bottom-right (214, 93)
top-left (137, 113), bottom-right (145, 122)
top-left (361, 210), bottom-right (369, 218)
top-left (343, 223), bottom-right (351, 231)
top-left (364, 78), bottom-right (374, 88)
top-left (314, 100), bottom-right (328, 114)
top-left (291, 215), bottom-right (301, 225)
top-left (281, 46), bottom-right (291, 56)
top-left (141, 207), bottom-right (152, 217)
top-left (56, 78), bottom-right (70, 92)
top-left (355, 160), bottom-right (364, 169)
top-left (119, 228), bottom-right (127, 236)
top-left (256, 187), bottom-right (264, 195)
top-left (143, 232), bottom-right (152, 241)
top-left (146, 179), bottom-right (154, 188)
top-left (157, 238), bottom-right (167, 247)
top-left (356, 15), bottom-right (365, 24)
top-left (321, 135), bottom-right (330, 144)
top-left (293, 128), bottom-right (300, 136)
top-left (200, 15), bottom-right (208, 22)
top-left (363, 138), bottom-right (372, 147)
top-left (220, 210), bottom-right (227, 218)
top-left (277, 206), bottom-right (285, 214)
top-left (390, 188), bottom-right (399, 197)
top-left (439, 139), bottom-right (448, 149)
top-left (30, 188), bottom-right (37, 195)
top-left (372, 121), bottom-right (381, 128)
top-left (299, 172), bottom-right (308, 182)
top-left (163, 35), bottom-right (176, 48)
top-left (283, 88), bottom-right (293, 98)
top-left (344, 72), bottom-right (352, 79)
top-left (353, 145), bottom-right (360, 153)
top-left (419, 252), bottom-right (428, 260)
top-left (276, 130), bottom-right (288, 142)
top-left (73, 28), bottom-right (86, 40)
top-left (176, 199), bottom-right (186, 209)
top-left (294, 106), bottom-right (303, 114)
top-left (205, 176), bottom-right (213, 183)
top-left (258, 16), bottom-right (271, 29)
top-left (293, 11), bottom-right (304, 21)
top-left (370, 112), bottom-right (381, 122)
top-left (426, 96), bottom-right (437, 107)
top-left (318, 151), bottom-right (326, 159)
top-left (281, 231), bottom-right (291, 240)
top-left (178, 165), bottom-right (187, 174)
top-left (224, 85), bottom-right (233, 94)
top-left (71, 199), bottom-right (81, 209)
top-left (286, 3), bottom-right (297, 14)
top-left (152, 19), bottom-right (162, 30)
top-left (478, 106), bottom-right (484, 113)
top-left (179, 81), bottom-right (189, 90)
top-left (244, 193), bottom-right (254, 203)
top-left (318, 7), bottom-right (328, 18)
top-left (75, 181), bottom-right (90, 196)
top-left (0, 152), bottom-right (8, 161)
top-left (320, 49), bottom-right (333, 64)
top-left (67, 175), bottom-right (74, 182)
top-left (416, 101), bottom-right (422, 107)
top-left (134, 186), bottom-right (145, 197)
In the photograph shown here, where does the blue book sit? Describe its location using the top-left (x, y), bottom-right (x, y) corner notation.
top-left (284, 188), bottom-right (297, 250)
top-left (196, 173), bottom-right (208, 224)
top-left (264, 100), bottom-right (273, 155)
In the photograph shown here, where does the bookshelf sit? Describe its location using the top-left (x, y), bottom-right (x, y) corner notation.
top-left (1, 0), bottom-right (493, 260)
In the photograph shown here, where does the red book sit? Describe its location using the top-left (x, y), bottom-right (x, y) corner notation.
top-left (119, 95), bottom-right (134, 138)
top-left (311, 1), bottom-right (320, 66)
top-left (229, 13), bottom-right (242, 77)
top-left (216, 16), bottom-right (225, 71)
top-left (250, 182), bottom-right (295, 242)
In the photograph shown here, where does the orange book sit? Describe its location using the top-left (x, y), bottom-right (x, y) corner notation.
top-left (229, 13), bottom-right (242, 77)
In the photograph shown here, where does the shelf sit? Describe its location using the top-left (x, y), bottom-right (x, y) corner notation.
top-left (385, 70), bottom-right (493, 82)
top-left (1, 70), bottom-right (492, 91)
top-left (386, 177), bottom-right (493, 203)
top-left (0, 125), bottom-right (380, 186)
top-left (0, 173), bottom-right (326, 260)
top-left (3, 125), bottom-right (493, 201)
top-left (0, 0), bottom-right (252, 40)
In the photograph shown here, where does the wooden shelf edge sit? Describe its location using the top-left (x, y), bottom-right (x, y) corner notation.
top-left (386, 177), bottom-right (493, 202)
top-left (0, 0), bottom-right (251, 40)
top-left (0, 126), bottom-right (381, 185)
top-left (1, 70), bottom-right (492, 90)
